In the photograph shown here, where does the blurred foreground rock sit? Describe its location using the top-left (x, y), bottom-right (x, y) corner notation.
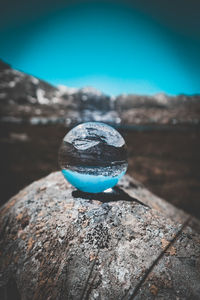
top-left (0, 172), bottom-right (200, 300)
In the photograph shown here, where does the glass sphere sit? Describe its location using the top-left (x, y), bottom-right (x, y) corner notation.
top-left (58, 122), bottom-right (128, 193)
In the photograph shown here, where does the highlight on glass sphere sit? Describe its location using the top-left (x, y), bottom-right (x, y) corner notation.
top-left (58, 122), bottom-right (128, 193)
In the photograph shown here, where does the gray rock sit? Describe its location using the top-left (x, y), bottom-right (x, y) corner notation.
top-left (0, 172), bottom-right (199, 300)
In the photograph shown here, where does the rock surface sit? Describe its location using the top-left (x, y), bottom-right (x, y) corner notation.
top-left (0, 172), bottom-right (200, 300)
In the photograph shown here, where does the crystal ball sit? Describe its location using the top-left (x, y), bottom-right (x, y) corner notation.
top-left (58, 122), bottom-right (128, 193)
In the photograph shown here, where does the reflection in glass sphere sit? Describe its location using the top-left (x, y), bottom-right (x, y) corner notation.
top-left (58, 122), bottom-right (128, 193)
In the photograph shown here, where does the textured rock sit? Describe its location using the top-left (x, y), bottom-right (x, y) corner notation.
top-left (0, 172), bottom-right (199, 300)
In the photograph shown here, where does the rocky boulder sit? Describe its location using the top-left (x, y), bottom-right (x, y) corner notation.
top-left (0, 172), bottom-right (199, 299)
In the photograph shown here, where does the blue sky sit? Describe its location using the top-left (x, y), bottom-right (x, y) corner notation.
top-left (1, 0), bottom-right (200, 95)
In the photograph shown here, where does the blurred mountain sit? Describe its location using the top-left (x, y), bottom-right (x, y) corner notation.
top-left (116, 93), bottom-right (200, 126)
top-left (0, 60), bottom-right (118, 126)
top-left (0, 59), bottom-right (200, 127)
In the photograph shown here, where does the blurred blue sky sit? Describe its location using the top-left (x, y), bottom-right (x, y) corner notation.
top-left (0, 0), bottom-right (200, 95)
